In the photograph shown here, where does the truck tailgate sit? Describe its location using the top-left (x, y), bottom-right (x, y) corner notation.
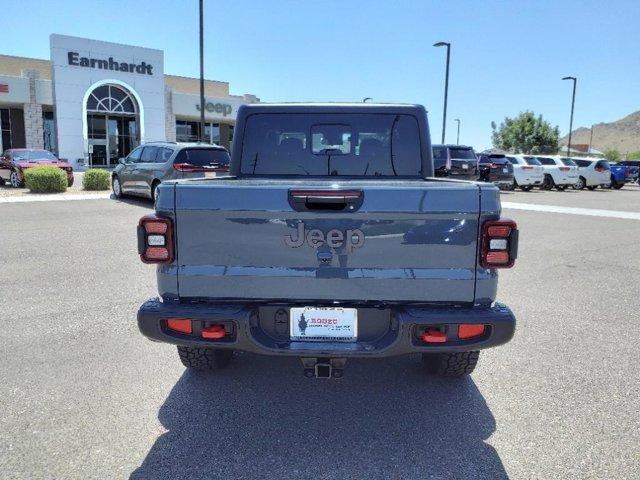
top-left (174, 179), bottom-right (482, 304)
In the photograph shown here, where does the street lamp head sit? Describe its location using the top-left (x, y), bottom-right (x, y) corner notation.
top-left (362, 97), bottom-right (372, 103)
top-left (562, 76), bottom-right (576, 81)
top-left (433, 41), bottom-right (450, 47)
top-left (454, 118), bottom-right (460, 122)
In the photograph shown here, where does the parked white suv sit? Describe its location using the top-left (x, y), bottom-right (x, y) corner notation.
top-left (505, 155), bottom-right (545, 191)
top-left (572, 158), bottom-right (611, 190)
top-left (535, 156), bottom-right (579, 190)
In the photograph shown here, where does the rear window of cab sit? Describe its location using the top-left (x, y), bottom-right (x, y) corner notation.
top-left (240, 113), bottom-right (422, 177)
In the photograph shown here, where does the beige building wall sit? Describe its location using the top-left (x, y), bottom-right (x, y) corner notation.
top-left (164, 75), bottom-right (229, 97)
top-left (0, 55), bottom-right (52, 79)
top-left (0, 57), bottom-right (237, 99)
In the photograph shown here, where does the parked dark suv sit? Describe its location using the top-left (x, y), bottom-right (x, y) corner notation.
top-left (477, 154), bottom-right (514, 189)
top-left (432, 145), bottom-right (478, 178)
top-left (112, 142), bottom-right (230, 201)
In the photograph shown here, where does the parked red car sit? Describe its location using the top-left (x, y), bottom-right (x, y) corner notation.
top-left (0, 149), bottom-right (74, 188)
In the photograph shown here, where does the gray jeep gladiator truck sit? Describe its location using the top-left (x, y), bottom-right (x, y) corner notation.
top-left (137, 103), bottom-right (518, 378)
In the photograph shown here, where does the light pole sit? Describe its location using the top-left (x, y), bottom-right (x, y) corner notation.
top-left (199, 0), bottom-right (206, 143)
top-left (363, 97), bottom-right (372, 103)
top-left (454, 118), bottom-right (460, 145)
top-left (562, 76), bottom-right (577, 156)
top-left (433, 41), bottom-right (451, 144)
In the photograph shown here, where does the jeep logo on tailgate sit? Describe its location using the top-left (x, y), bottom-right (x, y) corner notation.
top-left (284, 222), bottom-right (365, 253)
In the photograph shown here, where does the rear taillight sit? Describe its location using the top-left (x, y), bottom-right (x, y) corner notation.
top-left (559, 166), bottom-right (570, 172)
top-left (521, 166), bottom-right (534, 171)
top-left (174, 162), bottom-right (205, 172)
top-left (480, 219), bottom-right (518, 269)
top-left (137, 215), bottom-right (174, 264)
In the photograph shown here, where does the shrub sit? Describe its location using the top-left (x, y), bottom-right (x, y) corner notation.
top-left (24, 167), bottom-right (67, 193)
top-left (83, 168), bottom-right (111, 190)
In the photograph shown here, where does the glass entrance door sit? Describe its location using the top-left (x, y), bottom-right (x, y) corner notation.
top-left (89, 139), bottom-right (108, 166)
top-left (107, 117), bottom-right (119, 166)
top-left (87, 112), bottom-right (138, 167)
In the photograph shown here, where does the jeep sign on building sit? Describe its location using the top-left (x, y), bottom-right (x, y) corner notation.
top-left (0, 34), bottom-right (259, 169)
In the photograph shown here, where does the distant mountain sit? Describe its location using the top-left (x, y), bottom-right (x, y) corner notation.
top-left (560, 111), bottom-right (640, 153)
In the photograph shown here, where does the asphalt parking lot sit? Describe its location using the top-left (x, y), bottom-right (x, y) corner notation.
top-left (1, 186), bottom-right (639, 479)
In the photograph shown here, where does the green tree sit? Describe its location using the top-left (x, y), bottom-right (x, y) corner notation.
top-left (626, 151), bottom-right (640, 160)
top-left (603, 149), bottom-right (622, 163)
top-left (491, 111), bottom-right (560, 154)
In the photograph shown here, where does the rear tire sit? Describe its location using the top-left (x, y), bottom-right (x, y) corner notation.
top-left (613, 184), bottom-right (624, 190)
top-left (422, 351), bottom-right (480, 377)
top-left (541, 174), bottom-right (554, 190)
top-left (150, 180), bottom-right (160, 202)
top-left (520, 185), bottom-right (533, 192)
top-left (112, 175), bottom-right (123, 198)
top-left (575, 176), bottom-right (586, 190)
top-left (587, 186), bottom-right (597, 191)
top-left (177, 346), bottom-right (234, 370)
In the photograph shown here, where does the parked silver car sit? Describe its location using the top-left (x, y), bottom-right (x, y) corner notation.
top-left (111, 142), bottom-right (230, 201)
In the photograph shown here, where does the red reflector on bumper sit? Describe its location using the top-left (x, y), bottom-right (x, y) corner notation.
top-left (458, 324), bottom-right (486, 339)
top-left (202, 324), bottom-right (226, 339)
top-left (421, 328), bottom-right (447, 343)
top-left (167, 318), bottom-right (192, 334)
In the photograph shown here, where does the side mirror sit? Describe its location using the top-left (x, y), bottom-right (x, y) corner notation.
top-left (119, 157), bottom-right (126, 165)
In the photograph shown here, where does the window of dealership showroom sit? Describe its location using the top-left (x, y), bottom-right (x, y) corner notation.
top-left (0, 34), bottom-right (259, 169)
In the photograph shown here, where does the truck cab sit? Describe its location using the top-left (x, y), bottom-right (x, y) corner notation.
top-left (136, 104), bottom-right (518, 379)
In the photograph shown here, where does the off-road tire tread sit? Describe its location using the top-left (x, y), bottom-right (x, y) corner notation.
top-left (177, 346), bottom-right (233, 370)
top-left (422, 351), bottom-right (480, 377)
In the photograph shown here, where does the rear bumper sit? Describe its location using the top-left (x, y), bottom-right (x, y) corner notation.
top-left (554, 174), bottom-right (578, 185)
top-left (493, 178), bottom-right (514, 186)
top-left (137, 299), bottom-right (516, 357)
top-left (515, 174), bottom-right (544, 186)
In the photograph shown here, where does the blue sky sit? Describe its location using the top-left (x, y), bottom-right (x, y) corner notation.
top-left (3, 0), bottom-right (639, 149)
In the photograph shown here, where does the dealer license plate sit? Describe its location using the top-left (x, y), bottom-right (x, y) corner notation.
top-left (462, 163), bottom-right (469, 170)
top-left (290, 307), bottom-right (357, 342)
top-left (205, 171), bottom-right (216, 178)
top-left (503, 167), bottom-right (508, 173)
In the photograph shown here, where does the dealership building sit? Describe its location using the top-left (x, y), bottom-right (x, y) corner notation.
top-left (0, 34), bottom-right (259, 169)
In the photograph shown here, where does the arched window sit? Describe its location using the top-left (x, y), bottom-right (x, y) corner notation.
top-left (86, 84), bottom-right (137, 114)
